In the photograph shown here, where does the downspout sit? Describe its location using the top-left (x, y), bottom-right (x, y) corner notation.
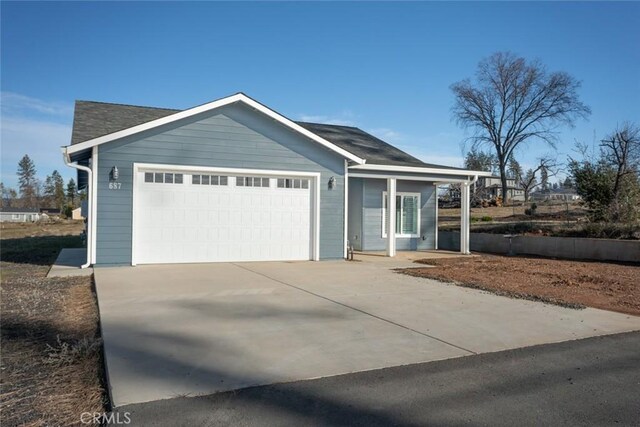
top-left (61, 147), bottom-right (92, 269)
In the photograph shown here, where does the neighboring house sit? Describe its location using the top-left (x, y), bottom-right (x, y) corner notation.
top-left (62, 93), bottom-right (489, 266)
top-left (476, 176), bottom-right (525, 202)
top-left (0, 207), bottom-right (40, 222)
top-left (531, 188), bottom-right (581, 202)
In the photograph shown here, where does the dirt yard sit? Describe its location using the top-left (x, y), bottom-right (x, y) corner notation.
top-left (0, 223), bottom-right (107, 425)
top-left (401, 255), bottom-right (640, 316)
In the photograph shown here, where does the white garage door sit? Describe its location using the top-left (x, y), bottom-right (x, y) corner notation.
top-left (133, 167), bottom-right (314, 264)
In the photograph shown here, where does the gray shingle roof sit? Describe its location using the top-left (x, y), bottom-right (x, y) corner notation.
top-left (0, 207), bottom-right (40, 213)
top-left (70, 100), bottom-right (464, 170)
top-left (71, 101), bottom-right (179, 145)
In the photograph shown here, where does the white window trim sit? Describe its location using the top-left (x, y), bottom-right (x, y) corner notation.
top-left (381, 191), bottom-right (421, 238)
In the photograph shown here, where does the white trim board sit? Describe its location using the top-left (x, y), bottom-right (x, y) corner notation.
top-left (90, 146), bottom-right (98, 265)
top-left (65, 93), bottom-right (365, 164)
top-left (131, 163), bottom-right (321, 265)
top-left (349, 173), bottom-right (474, 184)
top-left (349, 164), bottom-right (492, 177)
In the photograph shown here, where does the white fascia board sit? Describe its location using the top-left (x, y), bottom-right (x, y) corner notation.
top-left (349, 164), bottom-right (493, 177)
top-left (65, 93), bottom-right (365, 164)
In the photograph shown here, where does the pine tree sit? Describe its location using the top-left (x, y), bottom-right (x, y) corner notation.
top-left (52, 170), bottom-right (65, 210)
top-left (66, 178), bottom-right (77, 206)
top-left (17, 155), bottom-right (37, 208)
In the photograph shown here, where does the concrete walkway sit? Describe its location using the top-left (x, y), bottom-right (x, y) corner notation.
top-left (47, 248), bottom-right (93, 278)
top-left (94, 259), bottom-right (640, 407)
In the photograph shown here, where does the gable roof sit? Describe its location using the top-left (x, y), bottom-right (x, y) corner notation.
top-left (66, 93), bottom-right (365, 164)
top-left (70, 99), bottom-right (443, 168)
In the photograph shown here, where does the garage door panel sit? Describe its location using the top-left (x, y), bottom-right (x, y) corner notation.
top-left (134, 168), bottom-right (312, 264)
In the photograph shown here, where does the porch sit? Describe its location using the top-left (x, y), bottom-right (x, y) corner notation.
top-left (347, 164), bottom-right (491, 258)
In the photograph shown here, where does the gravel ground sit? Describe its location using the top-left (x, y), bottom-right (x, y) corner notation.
top-left (401, 254), bottom-right (640, 315)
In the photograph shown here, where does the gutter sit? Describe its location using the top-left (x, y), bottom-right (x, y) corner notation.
top-left (61, 147), bottom-right (92, 269)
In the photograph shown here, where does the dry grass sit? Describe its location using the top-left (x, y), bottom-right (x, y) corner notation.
top-left (0, 223), bottom-right (107, 426)
top-left (401, 254), bottom-right (640, 316)
top-left (0, 220), bottom-right (85, 240)
top-left (439, 202), bottom-right (587, 225)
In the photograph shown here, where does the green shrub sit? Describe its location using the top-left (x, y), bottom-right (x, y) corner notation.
top-left (524, 203), bottom-right (538, 216)
top-left (481, 216), bottom-right (493, 222)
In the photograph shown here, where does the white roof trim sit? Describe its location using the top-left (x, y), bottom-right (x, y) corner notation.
top-left (349, 163), bottom-right (493, 177)
top-left (65, 93), bottom-right (366, 164)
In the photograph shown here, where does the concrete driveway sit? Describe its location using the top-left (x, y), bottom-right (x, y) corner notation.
top-left (94, 259), bottom-right (640, 407)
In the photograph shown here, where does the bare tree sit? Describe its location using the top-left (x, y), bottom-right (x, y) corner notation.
top-left (600, 122), bottom-right (640, 201)
top-left (513, 156), bottom-right (559, 202)
top-left (451, 52), bottom-right (590, 202)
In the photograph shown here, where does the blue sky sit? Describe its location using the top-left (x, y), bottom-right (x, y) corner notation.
top-left (1, 1), bottom-right (639, 189)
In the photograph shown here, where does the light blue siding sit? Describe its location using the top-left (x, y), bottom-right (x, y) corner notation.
top-left (95, 103), bottom-right (345, 265)
top-left (357, 178), bottom-right (436, 251)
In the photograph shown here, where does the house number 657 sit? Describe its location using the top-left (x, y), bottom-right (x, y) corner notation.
top-left (109, 182), bottom-right (122, 190)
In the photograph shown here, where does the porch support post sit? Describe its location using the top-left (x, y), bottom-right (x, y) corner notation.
top-left (386, 178), bottom-right (397, 257)
top-left (460, 181), bottom-right (470, 254)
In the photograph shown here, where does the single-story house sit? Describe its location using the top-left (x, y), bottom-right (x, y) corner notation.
top-left (0, 207), bottom-right (40, 222)
top-left (531, 188), bottom-right (581, 202)
top-left (62, 93), bottom-right (490, 267)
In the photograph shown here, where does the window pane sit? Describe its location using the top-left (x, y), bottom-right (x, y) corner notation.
top-left (294, 179), bottom-right (301, 189)
top-left (236, 176), bottom-right (244, 186)
top-left (155, 173), bottom-right (164, 183)
top-left (301, 179), bottom-right (309, 189)
top-left (144, 173), bottom-right (153, 183)
top-left (175, 174), bottom-right (183, 184)
top-left (211, 175), bottom-right (219, 185)
top-left (202, 175), bottom-right (210, 185)
top-left (192, 175), bottom-right (200, 185)
top-left (262, 178), bottom-right (270, 187)
top-left (165, 173), bottom-right (173, 184)
top-left (277, 178), bottom-right (285, 188)
top-left (402, 196), bottom-right (418, 234)
top-left (246, 177), bottom-right (252, 186)
top-left (220, 176), bottom-right (228, 185)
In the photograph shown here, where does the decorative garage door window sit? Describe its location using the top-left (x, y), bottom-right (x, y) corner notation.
top-left (382, 192), bottom-right (420, 238)
top-left (277, 178), bottom-right (309, 189)
top-left (144, 172), bottom-right (184, 184)
top-left (236, 176), bottom-right (270, 187)
top-left (192, 174), bottom-right (228, 185)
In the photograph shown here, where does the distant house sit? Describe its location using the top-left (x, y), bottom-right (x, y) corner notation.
top-left (0, 207), bottom-right (41, 222)
top-left (476, 176), bottom-right (525, 202)
top-left (531, 188), bottom-right (581, 202)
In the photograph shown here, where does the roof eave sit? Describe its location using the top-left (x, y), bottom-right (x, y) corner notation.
top-left (348, 164), bottom-right (494, 178)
